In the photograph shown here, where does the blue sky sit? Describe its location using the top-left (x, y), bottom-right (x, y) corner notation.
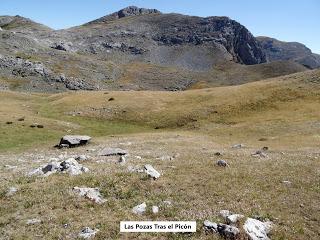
top-left (1, 0), bottom-right (319, 53)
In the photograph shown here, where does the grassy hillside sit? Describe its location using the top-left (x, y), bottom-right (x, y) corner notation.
top-left (0, 70), bottom-right (319, 239)
top-left (45, 69), bottom-right (320, 148)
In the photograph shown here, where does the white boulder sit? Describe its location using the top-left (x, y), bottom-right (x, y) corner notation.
top-left (132, 202), bottom-right (147, 215)
top-left (243, 218), bottom-right (273, 240)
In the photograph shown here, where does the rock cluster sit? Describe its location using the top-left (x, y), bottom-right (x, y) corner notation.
top-left (204, 210), bottom-right (272, 240)
top-left (29, 158), bottom-right (89, 176)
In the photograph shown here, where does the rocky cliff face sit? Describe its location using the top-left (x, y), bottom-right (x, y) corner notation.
top-left (150, 15), bottom-right (266, 65)
top-left (257, 37), bottom-right (320, 69)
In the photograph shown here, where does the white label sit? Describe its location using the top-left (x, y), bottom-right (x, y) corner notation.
top-left (120, 221), bottom-right (197, 232)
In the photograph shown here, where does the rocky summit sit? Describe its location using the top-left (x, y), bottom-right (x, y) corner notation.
top-left (0, 6), bottom-right (316, 92)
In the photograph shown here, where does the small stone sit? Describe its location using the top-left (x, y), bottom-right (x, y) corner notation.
top-left (259, 138), bottom-right (268, 141)
top-left (132, 202), bottom-right (147, 215)
top-left (282, 180), bottom-right (292, 185)
top-left (6, 187), bottom-right (18, 196)
top-left (261, 146), bottom-right (269, 151)
top-left (78, 227), bottom-right (99, 239)
top-left (26, 218), bottom-right (41, 225)
top-left (6, 121), bottom-right (13, 125)
top-left (251, 150), bottom-right (267, 158)
top-left (163, 200), bottom-right (172, 206)
top-left (118, 155), bottom-right (126, 165)
top-left (227, 214), bottom-right (244, 224)
top-left (214, 152), bottom-right (222, 156)
top-left (152, 206), bottom-right (159, 214)
top-left (75, 155), bottom-right (88, 161)
top-left (73, 187), bottom-right (106, 204)
top-left (219, 210), bottom-right (231, 219)
top-left (18, 117), bottom-right (25, 121)
top-left (216, 160), bottom-right (228, 167)
top-left (232, 144), bottom-right (244, 149)
top-left (144, 164), bottom-right (161, 179)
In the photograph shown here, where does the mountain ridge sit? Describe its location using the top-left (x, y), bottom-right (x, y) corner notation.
top-left (0, 6), bottom-right (317, 92)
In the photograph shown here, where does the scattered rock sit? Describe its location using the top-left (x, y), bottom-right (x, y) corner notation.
top-left (217, 224), bottom-right (240, 239)
top-left (78, 227), bottom-right (99, 239)
top-left (76, 155), bottom-right (89, 161)
top-left (232, 144), bottom-right (245, 149)
top-left (51, 42), bottom-right (72, 52)
top-left (259, 138), bottom-right (268, 141)
top-left (261, 146), bottom-right (269, 151)
top-left (152, 206), bottom-right (159, 214)
top-left (26, 218), bottom-right (41, 225)
top-left (251, 150), bottom-right (268, 158)
top-left (17, 117), bottom-right (25, 121)
top-left (73, 187), bottom-right (106, 204)
top-left (144, 164), bottom-right (161, 179)
top-left (163, 200), bottom-right (172, 206)
top-left (37, 124), bottom-right (44, 128)
top-left (243, 218), bottom-right (273, 240)
top-left (132, 202), bottom-right (147, 215)
top-left (282, 180), bottom-right (292, 185)
top-left (118, 155), bottom-right (126, 165)
top-left (98, 147), bottom-right (127, 156)
top-left (57, 135), bottom-right (91, 148)
top-left (216, 160), bottom-right (229, 167)
top-left (214, 152), bottom-right (222, 156)
top-left (203, 220), bottom-right (218, 233)
top-left (219, 210), bottom-right (232, 219)
top-left (4, 164), bottom-right (17, 170)
top-left (6, 121), bottom-right (13, 125)
top-left (60, 158), bottom-right (89, 175)
top-left (6, 187), bottom-right (18, 196)
top-left (127, 165), bottom-right (144, 173)
top-left (41, 161), bottom-right (61, 175)
top-left (108, 97), bottom-right (115, 101)
top-left (157, 155), bottom-right (174, 161)
top-left (227, 214), bottom-right (244, 224)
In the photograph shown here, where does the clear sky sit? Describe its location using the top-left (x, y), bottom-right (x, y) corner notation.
top-left (1, 0), bottom-right (319, 53)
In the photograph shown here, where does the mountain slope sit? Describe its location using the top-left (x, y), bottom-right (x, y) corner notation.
top-left (0, 6), bottom-right (313, 92)
top-left (257, 36), bottom-right (320, 69)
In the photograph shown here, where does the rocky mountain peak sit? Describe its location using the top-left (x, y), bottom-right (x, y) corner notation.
top-left (87, 6), bottom-right (161, 25)
top-left (117, 6), bottom-right (161, 18)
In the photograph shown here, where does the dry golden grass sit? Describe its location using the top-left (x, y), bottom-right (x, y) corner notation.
top-left (0, 69), bottom-right (319, 239)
